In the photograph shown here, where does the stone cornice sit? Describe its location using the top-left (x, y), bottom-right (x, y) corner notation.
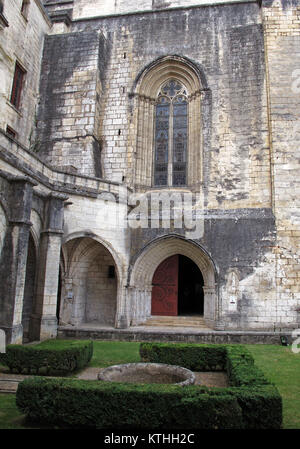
top-left (35, 0), bottom-right (53, 28)
top-left (72, 0), bottom-right (258, 23)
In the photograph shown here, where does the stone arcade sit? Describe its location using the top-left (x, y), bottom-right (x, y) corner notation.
top-left (0, 0), bottom-right (300, 344)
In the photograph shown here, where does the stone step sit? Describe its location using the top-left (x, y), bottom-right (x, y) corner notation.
top-left (0, 379), bottom-right (19, 393)
top-left (144, 316), bottom-right (207, 328)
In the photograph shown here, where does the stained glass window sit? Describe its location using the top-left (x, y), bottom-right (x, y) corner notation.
top-left (173, 95), bottom-right (187, 186)
top-left (154, 80), bottom-right (188, 186)
top-left (154, 97), bottom-right (170, 186)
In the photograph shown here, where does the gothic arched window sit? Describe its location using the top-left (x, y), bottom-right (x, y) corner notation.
top-left (154, 80), bottom-right (188, 186)
top-left (132, 57), bottom-right (203, 190)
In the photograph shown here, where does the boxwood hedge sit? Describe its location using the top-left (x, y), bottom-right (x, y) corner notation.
top-left (140, 342), bottom-right (227, 371)
top-left (0, 340), bottom-right (93, 375)
top-left (139, 342), bottom-right (282, 429)
top-left (16, 377), bottom-right (244, 429)
top-left (15, 343), bottom-right (282, 429)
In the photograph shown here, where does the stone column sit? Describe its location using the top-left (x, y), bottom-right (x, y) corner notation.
top-left (31, 192), bottom-right (67, 341)
top-left (0, 176), bottom-right (37, 344)
top-left (127, 285), bottom-right (152, 326)
top-left (203, 285), bottom-right (219, 330)
top-left (115, 281), bottom-right (130, 329)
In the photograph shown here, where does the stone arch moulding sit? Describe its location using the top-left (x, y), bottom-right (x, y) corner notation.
top-left (22, 231), bottom-right (38, 343)
top-left (0, 200), bottom-right (8, 257)
top-left (61, 232), bottom-right (126, 328)
top-left (0, 196), bottom-right (10, 228)
top-left (128, 235), bottom-right (219, 329)
top-left (29, 209), bottom-right (43, 255)
top-left (63, 231), bottom-right (123, 282)
top-left (130, 55), bottom-right (209, 190)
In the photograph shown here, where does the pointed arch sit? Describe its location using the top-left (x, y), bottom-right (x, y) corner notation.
top-left (131, 56), bottom-right (206, 189)
top-left (130, 235), bottom-right (217, 288)
top-left (60, 234), bottom-right (124, 327)
top-left (0, 201), bottom-right (8, 258)
top-left (129, 236), bottom-right (218, 328)
top-left (22, 231), bottom-right (38, 342)
top-left (63, 231), bottom-right (123, 282)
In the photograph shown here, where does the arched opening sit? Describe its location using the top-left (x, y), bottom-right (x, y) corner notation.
top-left (130, 236), bottom-right (217, 328)
top-left (60, 237), bottom-right (119, 326)
top-left (151, 254), bottom-right (204, 317)
top-left (131, 56), bottom-right (204, 189)
top-left (22, 233), bottom-right (37, 343)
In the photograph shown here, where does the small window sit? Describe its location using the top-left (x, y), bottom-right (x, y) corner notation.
top-left (10, 62), bottom-right (26, 110)
top-left (21, 0), bottom-right (30, 19)
top-left (108, 265), bottom-right (115, 279)
top-left (6, 126), bottom-right (17, 139)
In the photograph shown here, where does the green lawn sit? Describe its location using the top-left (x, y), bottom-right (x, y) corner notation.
top-left (88, 340), bottom-right (140, 368)
top-left (0, 393), bottom-right (25, 429)
top-left (0, 341), bottom-right (299, 429)
top-left (246, 344), bottom-right (300, 430)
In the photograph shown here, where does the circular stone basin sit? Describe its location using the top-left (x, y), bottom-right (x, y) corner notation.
top-left (98, 363), bottom-right (195, 386)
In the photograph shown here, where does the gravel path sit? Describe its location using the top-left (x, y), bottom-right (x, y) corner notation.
top-left (0, 367), bottom-right (228, 392)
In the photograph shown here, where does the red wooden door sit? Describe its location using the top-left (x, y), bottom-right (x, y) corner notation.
top-left (151, 255), bottom-right (178, 316)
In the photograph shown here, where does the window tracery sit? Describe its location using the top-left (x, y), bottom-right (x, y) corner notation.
top-left (154, 80), bottom-right (188, 186)
top-left (132, 57), bottom-right (203, 190)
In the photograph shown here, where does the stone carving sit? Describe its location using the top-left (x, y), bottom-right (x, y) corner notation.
top-left (227, 271), bottom-right (239, 312)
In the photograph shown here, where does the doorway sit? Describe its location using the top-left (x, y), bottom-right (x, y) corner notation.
top-left (178, 255), bottom-right (204, 315)
top-left (151, 254), bottom-right (204, 316)
top-left (22, 233), bottom-right (37, 342)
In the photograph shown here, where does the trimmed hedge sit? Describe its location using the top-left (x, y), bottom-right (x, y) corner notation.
top-left (229, 385), bottom-right (283, 429)
top-left (140, 342), bottom-right (271, 388)
top-left (15, 342), bottom-right (282, 429)
top-left (16, 377), bottom-right (244, 429)
top-left (0, 340), bottom-right (93, 375)
top-left (140, 342), bottom-right (227, 371)
top-left (139, 342), bottom-right (282, 429)
top-left (225, 345), bottom-right (269, 387)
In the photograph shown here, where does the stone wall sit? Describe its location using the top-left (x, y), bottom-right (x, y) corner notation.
top-left (262, 0), bottom-right (300, 329)
top-left (0, 170), bottom-right (37, 343)
top-left (0, 131), bottom-right (129, 338)
top-left (0, 0), bottom-right (51, 147)
top-left (37, 30), bottom-right (109, 176)
top-left (47, 0), bottom-right (257, 20)
top-left (36, 0), bottom-right (298, 331)
top-left (41, 0), bottom-right (271, 206)
top-left (0, 0), bottom-right (299, 342)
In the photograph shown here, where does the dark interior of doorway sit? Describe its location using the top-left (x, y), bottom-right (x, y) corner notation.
top-left (22, 233), bottom-right (36, 343)
top-left (178, 255), bottom-right (204, 316)
top-left (56, 266), bottom-right (62, 321)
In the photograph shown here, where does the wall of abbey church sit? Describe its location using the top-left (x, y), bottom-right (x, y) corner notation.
top-left (39, 1), bottom-right (270, 209)
top-left (0, 0), bottom-right (299, 342)
top-left (261, 0), bottom-right (300, 329)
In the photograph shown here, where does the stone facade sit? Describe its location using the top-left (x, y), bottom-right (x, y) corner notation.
top-left (0, 0), bottom-right (51, 147)
top-left (0, 0), bottom-right (299, 343)
top-left (261, 0), bottom-right (300, 330)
